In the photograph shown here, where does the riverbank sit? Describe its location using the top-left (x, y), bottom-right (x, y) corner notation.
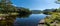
top-left (0, 13), bottom-right (19, 16)
top-left (38, 12), bottom-right (60, 26)
top-left (0, 13), bottom-right (19, 20)
top-left (38, 19), bottom-right (60, 26)
top-left (38, 19), bottom-right (47, 26)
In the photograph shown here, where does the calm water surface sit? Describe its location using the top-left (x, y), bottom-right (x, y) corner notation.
top-left (14, 14), bottom-right (47, 26)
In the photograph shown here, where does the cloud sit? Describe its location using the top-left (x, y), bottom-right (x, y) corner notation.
top-left (12, 4), bottom-right (17, 6)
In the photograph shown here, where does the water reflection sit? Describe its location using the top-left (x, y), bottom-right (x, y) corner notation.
top-left (0, 13), bottom-right (31, 26)
top-left (0, 14), bottom-right (46, 26)
top-left (14, 14), bottom-right (46, 26)
top-left (0, 16), bottom-right (16, 26)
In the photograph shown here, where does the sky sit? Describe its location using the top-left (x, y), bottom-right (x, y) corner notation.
top-left (11, 0), bottom-right (60, 10)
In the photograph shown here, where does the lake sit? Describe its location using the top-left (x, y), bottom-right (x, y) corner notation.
top-left (14, 14), bottom-right (47, 26)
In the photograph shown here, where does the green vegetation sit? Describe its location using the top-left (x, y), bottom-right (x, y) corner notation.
top-left (55, 0), bottom-right (60, 4)
top-left (44, 8), bottom-right (60, 26)
top-left (44, 12), bottom-right (60, 26)
top-left (43, 0), bottom-right (60, 25)
top-left (17, 7), bottom-right (32, 17)
top-left (0, 0), bottom-right (31, 26)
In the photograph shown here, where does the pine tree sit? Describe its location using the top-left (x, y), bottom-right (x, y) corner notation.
top-left (0, 0), bottom-right (17, 13)
top-left (0, 0), bottom-right (31, 26)
top-left (0, 0), bottom-right (6, 9)
top-left (0, 0), bottom-right (17, 26)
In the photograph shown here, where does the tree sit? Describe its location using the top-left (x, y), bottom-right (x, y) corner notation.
top-left (0, 0), bottom-right (17, 26)
top-left (44, 13), bottom-right (60, 26)
top-left (44, 0), bottom-right (60, 26)
top-left (0, 0), bottom-right (17, 13)
top-left (16, 7), bottom-right (32, 17)
top-left (55, 0), bottom-right (60, 4)
top-left (0, 0), bottom-right (32, 26)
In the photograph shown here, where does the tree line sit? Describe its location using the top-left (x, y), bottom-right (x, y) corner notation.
top-left (44, 0), bottom-right (60, 26)
top-left (0, 0), bottom-right (31, 26)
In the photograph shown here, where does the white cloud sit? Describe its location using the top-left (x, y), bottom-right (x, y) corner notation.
top-left (12, 4), bottom-right (17, 6)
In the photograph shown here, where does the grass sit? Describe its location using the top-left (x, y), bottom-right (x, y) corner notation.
top-left (44, 12), bottom-right (60, 26)
top-left (0, 13), bottom-right (19, 16)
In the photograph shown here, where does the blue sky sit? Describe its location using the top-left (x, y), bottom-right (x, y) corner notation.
top-left (11, 0), bottom-right (60, 10)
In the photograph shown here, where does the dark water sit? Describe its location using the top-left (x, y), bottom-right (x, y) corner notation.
top-left (14, 14), bottom-right (47, 26)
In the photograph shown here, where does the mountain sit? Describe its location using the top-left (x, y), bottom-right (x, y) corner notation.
top-left (31, 10), bottom-right (42, 14)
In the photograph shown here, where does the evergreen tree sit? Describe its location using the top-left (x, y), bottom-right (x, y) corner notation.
top-left (0, 0), bottom-right (31, 26)
top-left (55, 0), bottom-right (60, 4)
top-left (0, 0), bottom-right (17, 13)
top-left (0, 0), bottom-right (17, 26)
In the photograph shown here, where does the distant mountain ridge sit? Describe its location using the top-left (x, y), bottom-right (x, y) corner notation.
top-left (31, 10), bottom-right (42, 14)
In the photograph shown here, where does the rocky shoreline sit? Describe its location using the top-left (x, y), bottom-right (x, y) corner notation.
top-left (38, 19), bottom-right (46, 26)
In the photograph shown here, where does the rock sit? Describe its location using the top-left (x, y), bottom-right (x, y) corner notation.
top-left (39, 19), bottom-right (45, 24)
top-left (38, 19), bottom-right (45, 26)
